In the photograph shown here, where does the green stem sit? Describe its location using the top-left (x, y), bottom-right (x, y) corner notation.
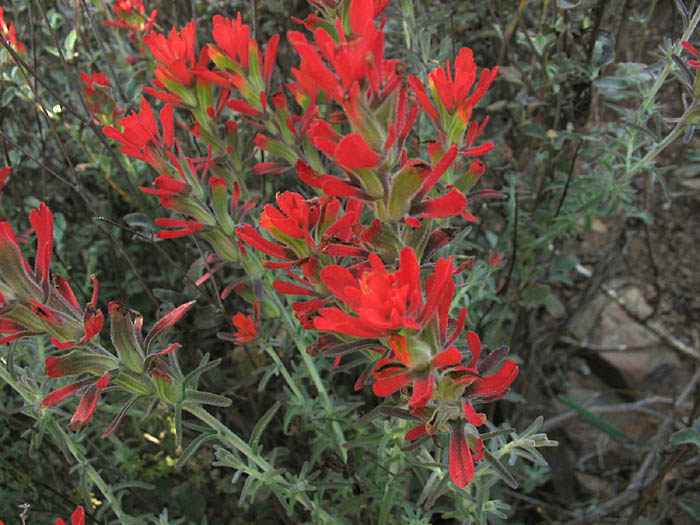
top-left (265, 346), bottom-right (306, 399)
top-left (51, 421), bottom-right (130, 522)
top-left (0, 354), bottom-right (130, 522)
top-left (183, 402), bottom-right (273, 473)
top-left (183, 403), bottom-right (340, 522)
top-left (641, 7), bottom-right (700, 114)
top-left (267, 290), bottom-right (348, 461)
top-left (627, 109), bottom-right (691, 179)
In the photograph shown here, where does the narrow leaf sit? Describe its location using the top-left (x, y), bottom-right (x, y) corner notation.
top-left (250, 401), bottom-right (281, 450)
top-left (559, 395), bottom-right (633, 442)
top-left (175, 431), bottom-right (218, 468)
top-left (322, 338), bottom-right (377, 357)
top-left (669, 419), bottom-right (700, 447)
top-left (184, 389), bottom-right (232, 407)
top-left (483, 447), bottom-right (518, 489)
top-left (101, 396), bottom-right (142, 438)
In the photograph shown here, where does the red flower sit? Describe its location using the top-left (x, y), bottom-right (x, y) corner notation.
top-left (0, 204), bottom-right (104, 349)
top-left (314, 247), bottom-right (455, 339)
top-left (145, 20), bottom-right (196, 86)
top-left (237, 191), bottom-right (363, 267)
top-left (288, 0), bottom-right (399, 107)
top-left (104, 0), bottom-right (157, 37)
top-left (42, 372), bottom-right (111, 431)
top-left (103, 97), bottom-right (174, 170)
top-left (682, 41), bottom-right (700, 69)
top-left (448, 331), bottom-right (519, 403)
top-left (230, 301), bottom-right (261, 344)
top-left (410, 47), bottom-right (498, 124)
top-left (0, 7), bottom-right (26, 55)
top-left (372, 338), bottom-right (462, 407)
top-left (449, 423), bottom-right (484, 487)
top-left (80, 72), bottom-right (122, 122)
top-left (153, 217), bottom-right (204, 239)
top-left (206, 13), bottom-right (280, 107)
top-left (55, 505), bottom-right (85, 525)
top-left (308, 121), bottom-right (381, 171)
top-left (0, 166), bottom-right (9, 191)
top-left (143, 20), bottom-right (213, 106)
top-left (80, 72), bottom-right (110, 97)
top-left (232, 312), bottom-right (257, 343)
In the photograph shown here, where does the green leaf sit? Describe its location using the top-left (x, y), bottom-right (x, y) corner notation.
top-left (520, 416), bottom-right (544, 438)
top-left (518, 123), bottom-right (547, 139)
top-left (184, 389), bottom-right (232, 407)
top-left (250, 400), bottom-right (281, 451)
top-left (1, 88), bottom-right (15, 106)
top-left (378, 483), bottom-right (395, 525)
top-left (63, 29), bottom-right (77, 57)
top-left (544, 293), bottom-right (566, 317)
top-left (559, 395), bottom-right (634, 442)
top-left (521, 284), bottom-right (551, 308)
top-left (552, 252), bottom-right (579, 274)
top-left (111, 480), bottom-right (156, 491)
top-left (483, 448), bottom-right (518, 489)
top-left (175, 431), bottom-right (218, 468)
top-left (669, 419), bottom-right (700, 447)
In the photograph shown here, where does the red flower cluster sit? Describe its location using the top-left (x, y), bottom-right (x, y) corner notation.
top-left (0, 6), bottom-right (26, 56)
top-left (0, 204), bottom-right (104, 350)
top-left (104, 0), bottom-right (157, 44)
top-left (0, 166), bottom-right (10, 191)
top-left (55, 505), bottom-right (85, 525)
top-left (94, 0), bottom-right (513, 491)
top-left (310, 247), bottom-right (518, 486)
top-left (80, 72), bottom-right (122, 124)
top-left (682, 41), bottom-right (700, 69)
top-left (143, 20), bottom-right (213, 107)
top-left (103, 96), bottom-right (174, 170)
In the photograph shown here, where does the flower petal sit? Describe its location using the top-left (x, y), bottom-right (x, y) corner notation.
top-left (449, 424), bottom-right (474, 488)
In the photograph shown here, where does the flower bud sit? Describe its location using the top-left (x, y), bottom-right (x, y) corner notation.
top-left (151, 366), bottom-right (182, 404)
top-left (45, 351), bottom-right (118, 378)
top-left (109, 302), bottom-right (145, 374)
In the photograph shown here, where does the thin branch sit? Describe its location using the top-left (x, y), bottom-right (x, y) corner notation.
top-left (554, 139), bottom-right (583, 217)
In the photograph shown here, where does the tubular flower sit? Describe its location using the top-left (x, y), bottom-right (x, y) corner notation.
top-left (0, 7), bottom-right (26, 56)
top-left (226, 301), bottom-right (261, 344)
top-left (231, 312), bottom-right (258, 343)
top-left (409, 47), bottom-right (497, 148)
top-left (404, 418), bottom-right (484, 488)
top-left (314, 247), bottom-right (456, 339)
top-left (41, 300), bottom-right (196, 432)
top-left (288, 0), bottom-right (400, 107)
top-left (0, 166), bottom-right (10, 191)
top-left (372, 337), bottom-right (462, 408)
top-left (237, 191), bottom-right (364, 268)
top-left (308, 121), bottom-right (382, 171)
top-left (55, 505), bottom-right (85, 525)
top-left (104, 0), bottom-right (157, 42)
top-left (204, 13), bottom-right (280, 111)
top-left (410, 47), bottom-right (497, 123)
top-left (41, 367), bottom-right (114, 431)
top-left (682, 41), bottom-right (700, 69)
top-left (401, 331), bottom-right (518, 488)
top-left (0, 204), bottom-right (104, 349)
top-left (80, 72), bottom-right (122, 124)
top-left (447, 330), bottom-right (519, 403)
top-left (143, 19), bottom-right (212, 107)
top-left (103, 97), bottom-right (174, 171)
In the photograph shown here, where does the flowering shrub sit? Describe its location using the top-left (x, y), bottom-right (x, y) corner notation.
top-left (0, 0), bottom-right (570, 522)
